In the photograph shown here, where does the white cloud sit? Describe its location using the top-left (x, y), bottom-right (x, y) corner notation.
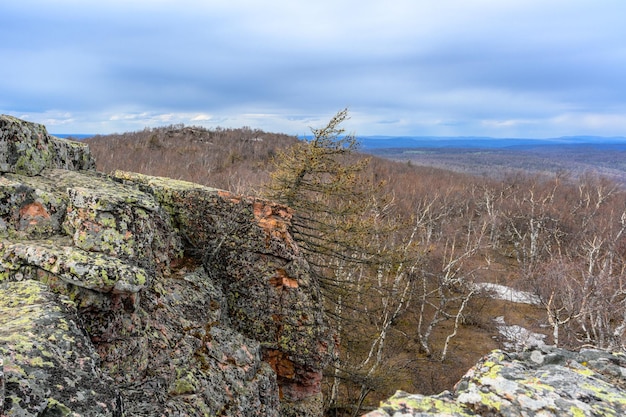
top-left (190, 114), bottom-right (213, 122)
top-left (551, 113), bottom-right (626, 135)
top-left (1, 1), bottom-right (626, 136)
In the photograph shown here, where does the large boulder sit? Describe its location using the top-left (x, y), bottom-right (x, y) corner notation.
top-left (0, 115), bottom-right (335, 416)
top-left (0, 114), bottom-right (95, 175)
top-left (365, 345), bottom-right (626, 417)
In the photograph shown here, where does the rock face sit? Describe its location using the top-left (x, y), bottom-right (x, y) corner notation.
top-left (0, 115), bottom-right (335, 416)
top-left (366, 345), bottom-right (626, 417)
top-left (0, 115), bottom-right (95, 175)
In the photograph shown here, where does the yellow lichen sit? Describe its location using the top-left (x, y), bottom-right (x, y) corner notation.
top-left (383, 392), bottom-right (474, 416)
top-left (580, 382), bottom-right (626, 407)
top-left (29, 356), bottom-right (54, 368)
top-left (574, 367), bottom-right (596, 377)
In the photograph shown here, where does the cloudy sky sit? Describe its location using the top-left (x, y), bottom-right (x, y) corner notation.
top-left (1, 0), bottom-right (625, 138)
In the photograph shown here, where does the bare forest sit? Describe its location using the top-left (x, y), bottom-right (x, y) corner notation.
top-left (83, 114), bottom-right (626, 416)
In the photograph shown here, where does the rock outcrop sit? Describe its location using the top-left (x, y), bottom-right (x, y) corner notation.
top-left (365, 345), bottom-right (626, 416)
top-left (0, 115), bottom-right (335, 416)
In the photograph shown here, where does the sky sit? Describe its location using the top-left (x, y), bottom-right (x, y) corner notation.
top-left (1, 0), bottom-right (626, 138)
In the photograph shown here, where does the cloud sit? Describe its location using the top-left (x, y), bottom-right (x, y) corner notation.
top-left (190, 114), bottom-right (213, 122)
top-left (1, 0), bottom-right (626, 137)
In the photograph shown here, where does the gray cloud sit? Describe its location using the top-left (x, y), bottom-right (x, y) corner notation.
top-left (1, 0), bottom-right (626, 137)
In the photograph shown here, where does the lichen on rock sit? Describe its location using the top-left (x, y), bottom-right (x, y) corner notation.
top-left (365, 345), bottom-right (626, 417)
top-left (0, 115), bottom-right (335, 416)
top-left (113, 170), bottom-right (336, 416)
top-left (0, 280), bottom-right (123, 416)
top-left (0, 239), bottom-right (148, 310)
top-left (0, 114), bottom-right (94, 175)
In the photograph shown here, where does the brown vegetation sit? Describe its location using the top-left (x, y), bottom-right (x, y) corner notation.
top-left (84, 124), bottom-right (298, 194)
top-left (369, 146), bottom-right (626, 185)
top-left (84, 119), bottom-right (626, 415)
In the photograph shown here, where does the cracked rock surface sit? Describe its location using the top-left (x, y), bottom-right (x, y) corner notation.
top-left (365, 344), bottom-right (626, 416)
top-left (0, 114), bottom-right (335, 416)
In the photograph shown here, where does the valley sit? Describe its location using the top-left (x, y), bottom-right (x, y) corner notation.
top-left (365, 144), bottom-right (626, 185)
top-left (83, 125), bottom-right (626, 415)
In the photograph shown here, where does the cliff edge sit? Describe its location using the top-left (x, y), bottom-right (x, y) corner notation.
top-left (0, 115), bottom-right (335, 416)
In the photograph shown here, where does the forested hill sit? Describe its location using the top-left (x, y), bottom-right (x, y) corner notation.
top-left (82, 128), bottom-right (626, 187)
top-left (83, 124), bottom-right (299, 193)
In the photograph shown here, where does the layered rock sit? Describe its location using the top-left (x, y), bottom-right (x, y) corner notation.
top-left (366, 345), bottom-right (626, 417)
top-left (113, 171), bottom-right (333, 415)
top-left (0, 115), bottom-right (335, 416)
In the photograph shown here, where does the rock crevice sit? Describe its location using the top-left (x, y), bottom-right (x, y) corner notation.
top-left (0, 115), bottom-right (335, 416)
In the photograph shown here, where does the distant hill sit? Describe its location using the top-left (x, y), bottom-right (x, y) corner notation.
top-left (75, 130), bottom-right (626, 186)
top-left (355, 135), bottom-right (626, 150)
top-left (61, 132), bottom-right (626, 150)
top-left (353, 136), bottom-right (626, 185)
top-left (52, 134), bottom-right (95, 140)
top-left (81, 125), bottom-right (299, 194)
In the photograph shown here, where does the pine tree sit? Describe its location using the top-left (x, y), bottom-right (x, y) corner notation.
top-left (264, 108), bottom-right (375, 273)
top-left (264, 109), bottom-right (415, 412)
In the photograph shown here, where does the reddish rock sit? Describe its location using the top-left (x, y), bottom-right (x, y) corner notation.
top-left (0, 116), bottom-right (335, 417)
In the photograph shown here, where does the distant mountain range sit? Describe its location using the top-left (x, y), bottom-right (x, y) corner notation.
top-left (53, 134), bottom-right (95, 140)
top-left (355, 135), bottom-right (626, 150)
top-left (57, 132), bottom-right (626, 151)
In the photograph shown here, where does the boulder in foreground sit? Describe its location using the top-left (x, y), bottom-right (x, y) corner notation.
top-left (365, 345), bottom-right (626, 417)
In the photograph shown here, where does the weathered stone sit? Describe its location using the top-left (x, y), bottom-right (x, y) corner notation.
top-left (0, 169), bottom-right (183, 272)
top-left (113, 171), bottom-right (336, 416)
top-left (0, 114), bottom-right (94, 175)
top-left (0, 175), bottom-right (67, 238)
top-left (95, 266), bottom-right (280, 416)
top-left (0, 116), bottom-right (334, 416)
top-left (62, 177), bottom-right (181, 272)
top-left (0, 239), bottom-right (148, 310)
top-left (366, 345), bottom-right (626, 417)
top-left (0, 280), bottom-right (122, 416)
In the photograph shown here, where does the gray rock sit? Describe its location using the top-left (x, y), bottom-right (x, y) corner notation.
top-left (0, 116), bottom-right (334, 416)
top-left (365, 345), bottom-right (626, 417)
top-left (0, 280), bottom-right (123, 416)
top-left (0, 114), bottom-right (95, 175)
top-left (113, 171), bottom-right (336, 416)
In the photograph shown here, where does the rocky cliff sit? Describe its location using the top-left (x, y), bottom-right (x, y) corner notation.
top-left (0, 115), bottom-right (335, 416)
top-left (6, 115), bottom-right (626, 417)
